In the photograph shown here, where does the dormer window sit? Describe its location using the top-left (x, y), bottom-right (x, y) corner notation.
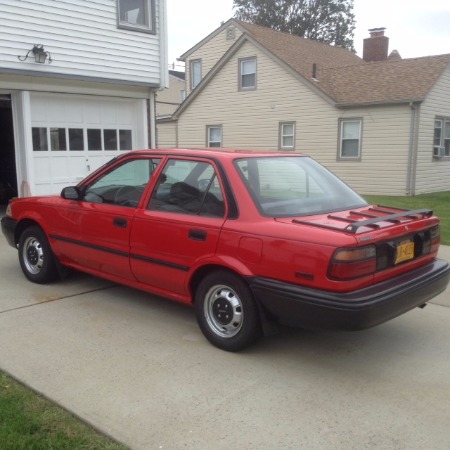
top-left (190, 60), bottom-right (202, 89)
top-left (118, 0), bottom-right (155, 33)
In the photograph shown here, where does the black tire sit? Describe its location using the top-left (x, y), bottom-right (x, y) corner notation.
top-left (195, 271), bottom-right (262, 352)
top-left (18, 225), bottom-right (59, 284)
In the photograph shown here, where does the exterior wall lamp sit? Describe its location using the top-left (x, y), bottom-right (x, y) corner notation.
top-left (18, 44), bottom-right (52, 64)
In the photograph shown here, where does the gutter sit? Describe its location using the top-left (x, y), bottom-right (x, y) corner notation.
top-left (0, 67), bottom-right (160, 88)
top-left (336, 98), bottom-right (425, 108)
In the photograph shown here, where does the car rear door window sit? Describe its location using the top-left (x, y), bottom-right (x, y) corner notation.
top-left (148, 159), bottom-right (225, 217)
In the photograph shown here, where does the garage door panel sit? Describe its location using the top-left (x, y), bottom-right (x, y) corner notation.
top-left (66, 101), bottom-right (84, 124)
top-left (68, 157), bottom-right (89, 181)
top-left (85, 101), bottom-right (102, 125)
top-left (30, 101), bottom-right (48, 123)
top-left (33, 157), bottom-right (52, 183)
top-left (29, 93), bottom-right (144, 195)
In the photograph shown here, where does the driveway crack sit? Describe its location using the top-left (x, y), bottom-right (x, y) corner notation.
top-left (0, 285), bottom-right (117, 314)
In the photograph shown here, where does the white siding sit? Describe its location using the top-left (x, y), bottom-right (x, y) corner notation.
top-left (0, 0), bottom-right (164, 85)
top-left (169, 41), bottom-right (411, 195)
top-left (415, 66), bottom-right (450, 194)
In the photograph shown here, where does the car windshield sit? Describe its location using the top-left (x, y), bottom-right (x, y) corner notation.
top-left (234, 156), bottom-right (367, 217)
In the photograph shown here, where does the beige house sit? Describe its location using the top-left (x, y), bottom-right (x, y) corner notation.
top-left (157, 19), bottom-right (450, 196)
top-left (156, 70), bottom-right (186, 118)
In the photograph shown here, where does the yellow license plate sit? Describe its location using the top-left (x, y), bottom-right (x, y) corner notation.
top-left (395, 241), bottom-right (415, 264)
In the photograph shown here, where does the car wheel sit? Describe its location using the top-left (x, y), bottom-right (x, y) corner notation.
top-left (195, 271), bottom-right (262, 352)
top-left (18, 226), bottom-right (58, 284)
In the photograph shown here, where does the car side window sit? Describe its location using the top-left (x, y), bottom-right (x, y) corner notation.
top-left (83, 158), bottom-right (161, 207)
top-left (148, 159), bottom-right (225, 217)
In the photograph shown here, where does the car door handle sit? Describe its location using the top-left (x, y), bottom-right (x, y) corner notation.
top-left (113, 217), bottom-right (128, 228)
top-left (189, 229), bottom-right (207, 241)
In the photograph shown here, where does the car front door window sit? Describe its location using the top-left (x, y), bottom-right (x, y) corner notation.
top-left (84, 158), bottom-right (161, 207)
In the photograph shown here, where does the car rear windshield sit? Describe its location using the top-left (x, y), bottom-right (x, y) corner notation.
top-left (234, 156), bottom-right (367, 217)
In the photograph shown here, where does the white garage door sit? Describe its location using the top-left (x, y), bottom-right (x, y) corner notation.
top-left (29, 93), bottom-right (147, 195)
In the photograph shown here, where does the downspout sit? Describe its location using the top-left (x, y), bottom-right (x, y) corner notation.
top-left (406, 102), bottom-right (419, 196)
top-left (149, 0), bottom-right (168, 149)
top-left (149, 91), bottom-right (156, 149)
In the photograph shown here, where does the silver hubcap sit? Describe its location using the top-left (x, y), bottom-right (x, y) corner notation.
top-left (23, 236), bottom-right (44, 275)
top-left (204, 284), bottom-right (243, 338)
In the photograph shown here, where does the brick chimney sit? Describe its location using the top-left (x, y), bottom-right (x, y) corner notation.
top-left (363, 28), bottom-right (389, 62)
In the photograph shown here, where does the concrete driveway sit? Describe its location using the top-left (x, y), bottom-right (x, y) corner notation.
top-left (1, 237), bottom-right (450, 450)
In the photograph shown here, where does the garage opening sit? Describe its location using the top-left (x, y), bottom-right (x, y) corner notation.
top-left (0, 95), bottom-right (17, 205)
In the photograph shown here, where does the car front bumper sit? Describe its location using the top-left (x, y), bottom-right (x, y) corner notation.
top-left (249, 259), bottom-right (450, 330)
top-left (1, 216), bottom-right (17, 248)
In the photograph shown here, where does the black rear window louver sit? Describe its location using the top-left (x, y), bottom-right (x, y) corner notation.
top-left (293, 207), bottom-right (433, 234)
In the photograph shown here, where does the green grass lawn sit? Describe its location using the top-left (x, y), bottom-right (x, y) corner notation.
top-left (363, 191), bottom-right (450, 246)
top-left (0, 371), bottom-right (128, 450)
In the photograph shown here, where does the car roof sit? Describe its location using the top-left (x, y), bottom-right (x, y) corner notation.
top-left (128, 148), bottom-right (307, 160)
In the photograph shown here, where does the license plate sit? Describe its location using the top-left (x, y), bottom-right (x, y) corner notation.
top-left (395, 240), bottom-right (415, 264)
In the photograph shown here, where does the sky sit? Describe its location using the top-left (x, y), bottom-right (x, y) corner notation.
top-left (166, 0), bottom-right (450, 69)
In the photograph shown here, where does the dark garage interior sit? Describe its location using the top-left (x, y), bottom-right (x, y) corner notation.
top-left (0, 95), bottom-right (17, 205)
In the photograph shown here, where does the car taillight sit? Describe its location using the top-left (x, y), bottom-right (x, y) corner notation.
top-left (430, 225), bottom-right (440, 254)
top-left (329, 245), bottom-right (377, 280)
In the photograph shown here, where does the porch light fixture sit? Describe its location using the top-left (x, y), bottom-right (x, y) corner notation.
top-left (18, 44), bottom-right (52, 64)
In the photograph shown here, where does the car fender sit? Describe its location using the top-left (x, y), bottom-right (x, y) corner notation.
top-left (190, 254), bottom-right (255, 279)
top-left (186, 254), bottom-right (254, 297)
top-left (14, 210), bottom-right (52, 244)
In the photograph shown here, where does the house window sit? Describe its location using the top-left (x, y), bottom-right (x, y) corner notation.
top-left (280, 122), bottom-right (295, 150)
top-left (117, 0), bottom-right (155, 33)
top-left (190, 60), bottom-right (202, 89)
top-left (433, 118), bottom-right (450, 158)
top-left (207, 126), bottom-right (222, 148)
top-left (239, 57), bottom-right (256, 90)
top-left (339, 119), bottom-right (362, 159)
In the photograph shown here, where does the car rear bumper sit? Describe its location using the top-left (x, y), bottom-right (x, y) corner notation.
top-left (249, 259), bottom-right (450, 330)
top-left (1, 216), bottom-right (17, 248)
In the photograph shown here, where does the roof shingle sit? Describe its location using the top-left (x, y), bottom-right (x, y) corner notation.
top-left (235, 20), bottom-right (450, 105)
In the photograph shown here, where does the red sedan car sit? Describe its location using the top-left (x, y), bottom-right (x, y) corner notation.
top-left (2, 149), bottom-right (449, 351)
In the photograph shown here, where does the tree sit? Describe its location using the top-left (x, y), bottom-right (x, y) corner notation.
top-left (233, 0), bottom-right (356, 51)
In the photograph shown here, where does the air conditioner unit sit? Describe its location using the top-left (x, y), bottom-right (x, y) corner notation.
top-left (434, 146), bottom-right (446, 157)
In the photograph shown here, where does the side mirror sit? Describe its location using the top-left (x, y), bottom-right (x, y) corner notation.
top-left (61, 186), bottom-right (82, 200)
